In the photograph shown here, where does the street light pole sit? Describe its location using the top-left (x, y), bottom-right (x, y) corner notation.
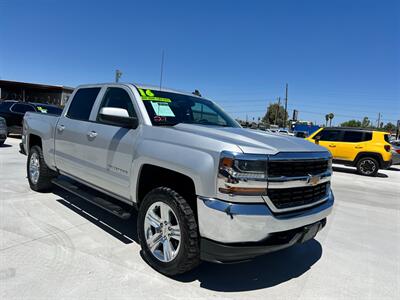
top-left (115, 69), bottom-right (122, 83)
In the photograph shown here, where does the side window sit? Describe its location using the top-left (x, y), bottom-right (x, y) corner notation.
top-left (318, 129), bottom-right (342, 141)
top-left (66, 88), bottom-right (101, 121)
top-left (11, 103), bottom-right (35, 114)
top-left (342, 131), bottom-right (364, 143)
top-left (363, 132), bottom-right (372, 141)
top-left (97, 87), bottom-right (136, 119)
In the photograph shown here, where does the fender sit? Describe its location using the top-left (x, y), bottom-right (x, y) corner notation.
top-left (130, 138), bottom-right (218, 203)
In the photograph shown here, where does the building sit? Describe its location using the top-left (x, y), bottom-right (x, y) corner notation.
top-left (0, 80), bottom-right (74, 106)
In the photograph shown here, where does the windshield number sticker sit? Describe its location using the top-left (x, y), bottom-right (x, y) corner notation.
top-left (138, 88), bottom-right (171, 102)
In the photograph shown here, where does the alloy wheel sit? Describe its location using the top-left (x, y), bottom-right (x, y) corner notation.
top-left (29, 152), bottom-right (40, 184)
top-left (144, 201), bottom-right (181, 262)
top-left (359, 159), bottom-right (376, 175)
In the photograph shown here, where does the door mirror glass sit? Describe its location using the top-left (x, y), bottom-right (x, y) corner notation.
top-left (98, 107), bottom-right (138, 128)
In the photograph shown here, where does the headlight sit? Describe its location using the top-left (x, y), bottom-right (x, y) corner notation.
top-left (218, 151), bottom-right (268, 195)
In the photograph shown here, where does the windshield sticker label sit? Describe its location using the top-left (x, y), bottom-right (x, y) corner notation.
top-left (36, 106), bottom-right (48, 113)
top-left (138, 88), bottom-right (171, 102)
top-left (153, 115), bottom-right (167, 122)
top-left (150, 102), bottom-right (175, 117)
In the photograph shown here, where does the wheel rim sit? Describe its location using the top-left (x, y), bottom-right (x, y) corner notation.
top-left (360, 159), bottom-right (376, 175)
top-left (144, 201), bottom-right (181, 263)
top-left (29, 152), bottom-right (40, 184)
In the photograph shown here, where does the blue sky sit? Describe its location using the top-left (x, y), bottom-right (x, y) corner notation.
top-left (0, 0), bottom-right (399, 126)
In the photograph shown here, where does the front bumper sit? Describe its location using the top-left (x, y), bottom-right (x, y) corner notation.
top-left (197, 189), bottom-right (334, 262)
top-left (201, 219), bottom-right (326, 263)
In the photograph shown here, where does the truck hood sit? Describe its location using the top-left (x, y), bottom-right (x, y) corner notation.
top-left (171, 124), bottom-right (327, 154)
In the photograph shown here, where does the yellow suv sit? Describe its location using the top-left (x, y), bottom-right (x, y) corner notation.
top-left (306, 127), bottom-right (392, 176)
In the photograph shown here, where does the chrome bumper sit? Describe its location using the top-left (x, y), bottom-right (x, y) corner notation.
top-left (197, 189), bottom-right (334, 243)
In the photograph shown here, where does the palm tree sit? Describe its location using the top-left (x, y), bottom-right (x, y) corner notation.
top-left (328, 113), bottom-right (334, 127)
top-left (325, 114), bottom-right (329, 127)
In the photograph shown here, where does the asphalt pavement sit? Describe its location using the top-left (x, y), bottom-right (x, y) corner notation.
top-left (1, 137), bottom-right (399, 299)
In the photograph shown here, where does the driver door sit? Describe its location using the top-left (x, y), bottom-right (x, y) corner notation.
top-left (83, 86), bottom-right (141, 200)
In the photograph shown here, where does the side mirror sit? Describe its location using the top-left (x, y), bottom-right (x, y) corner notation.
top-left (314, 136), bottom-right (320, 145)
top-left (98, 107), bottom-right (138, 129)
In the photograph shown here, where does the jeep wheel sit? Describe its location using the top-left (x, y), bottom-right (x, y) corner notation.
top-left (356, 157), bottom-right (379, 176)
top-left (27, 146), bottom-right (56, 191)
top-left (137, 187), bottom-right (200, 276)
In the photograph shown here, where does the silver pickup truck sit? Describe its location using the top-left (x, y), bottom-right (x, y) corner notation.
top-left (22, 83), bottom-right (334, 275)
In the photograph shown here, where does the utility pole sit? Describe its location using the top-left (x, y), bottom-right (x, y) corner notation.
top-left (274, 97), bottom-right (281, 126)
top-left (159, 50), bottom-right (165, 90)
top-left (377, 113), bottom-right (381, 128)
top-left (115, 69), bottom-right (122, 83)
top-left (284, 83), bottom-right (288, 128)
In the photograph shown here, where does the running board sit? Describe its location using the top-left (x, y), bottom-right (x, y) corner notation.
top-left (52, 178), bottom-right (132, 219)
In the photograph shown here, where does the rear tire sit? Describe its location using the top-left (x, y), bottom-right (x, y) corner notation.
top-left (27, 145), bottom-right (56, 191)
top-left (137, 187), bottom-right (200, 276)
top-left (356, 157), bottom-right (379, 176)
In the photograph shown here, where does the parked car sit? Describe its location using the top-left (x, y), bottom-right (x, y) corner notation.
top-left (390, 141), bottom-right (400, 165)
top-left (0, 117), bottom-right (7, 145)
top-left (294, 130), bottom-right (309, 138)
top-left (306, 127), bottom-right (392, 176)
top-left (22, 83), bottom-right (334, 275)
top-left (278, 129), bottom-right (294, 136)
top-left (0, 100), bottom-right (63, 135)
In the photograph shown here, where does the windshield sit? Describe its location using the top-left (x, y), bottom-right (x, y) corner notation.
top-left (137, 88), bottom-right (240, 127)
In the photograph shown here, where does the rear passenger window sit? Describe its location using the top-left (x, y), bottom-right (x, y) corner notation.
top-left (342, 131), bottom-right (364, 142)
top-left (364, 132), bottom-right (372, 141)
top-left (66, 88), bottom-right (101, 121)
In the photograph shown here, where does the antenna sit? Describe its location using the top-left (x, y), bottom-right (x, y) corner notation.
top-left (159, 50), bottom-right (165, 90)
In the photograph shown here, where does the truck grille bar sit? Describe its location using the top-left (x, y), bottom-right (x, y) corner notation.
top-left (267, 182), bottom-right (329, 209)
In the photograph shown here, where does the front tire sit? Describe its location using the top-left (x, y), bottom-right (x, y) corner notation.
top-left (27, 145), bottom-right (56, 191)
top-left (356, 157), bottom-right (379, 176)
top-left (137, 187), bottom-right (200, 276)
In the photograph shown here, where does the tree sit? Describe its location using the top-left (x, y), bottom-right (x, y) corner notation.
top-left (340, 119), bottom-right (361, 127)
top-left (328, 113), bottom-right (334, 127)
top-left (361, 117), bottom-right (370, 128)
top-left (383, 122), bottom-right (396, 132)
top-left (325, 114), bottom-right (329, 127)
top-left (262, 103), bottom-right (288, 127)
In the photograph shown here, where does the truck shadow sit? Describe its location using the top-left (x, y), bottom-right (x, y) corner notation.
top-left (172, 239), bottom-right (322, 291)
top-left (53, 187), bottom-right (138, 244)
top-left (333, 166), bottom-right (388, 178)
top-left (53, 186), bottom-right (322, 291)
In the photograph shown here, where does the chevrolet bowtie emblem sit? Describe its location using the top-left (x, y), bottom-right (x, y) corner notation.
top-left (308, 175), bottom-right (320, 186)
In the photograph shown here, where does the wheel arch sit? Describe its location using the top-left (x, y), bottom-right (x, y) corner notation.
top-left (354, 152), bottom-right (384, 168)
top-left (135, 164), bottom-right (198, 214)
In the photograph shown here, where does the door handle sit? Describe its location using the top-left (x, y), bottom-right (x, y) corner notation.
top-left (87, 131), bottom-right (98, 138)
top-left (328, 144), bottom-right (336, 148)
top-left (355, 146), bottom-right (363, 149)
top-left (57, 125), bottom-right (65, 132)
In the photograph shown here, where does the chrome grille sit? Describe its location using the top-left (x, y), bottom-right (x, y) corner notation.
top-left (267, 182), bottom-right (329, 209)
top-left (268, 159), bottom-right (329, 177)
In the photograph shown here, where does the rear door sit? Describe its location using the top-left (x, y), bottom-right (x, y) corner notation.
top-left (312, 129), bottom-right (342, 157)
top-left (82, 85), bottom-right (141, 200)
top-left (335, 130), bottom-right (372, 161)
top-left (54, 87), bottom-right (101, 180)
